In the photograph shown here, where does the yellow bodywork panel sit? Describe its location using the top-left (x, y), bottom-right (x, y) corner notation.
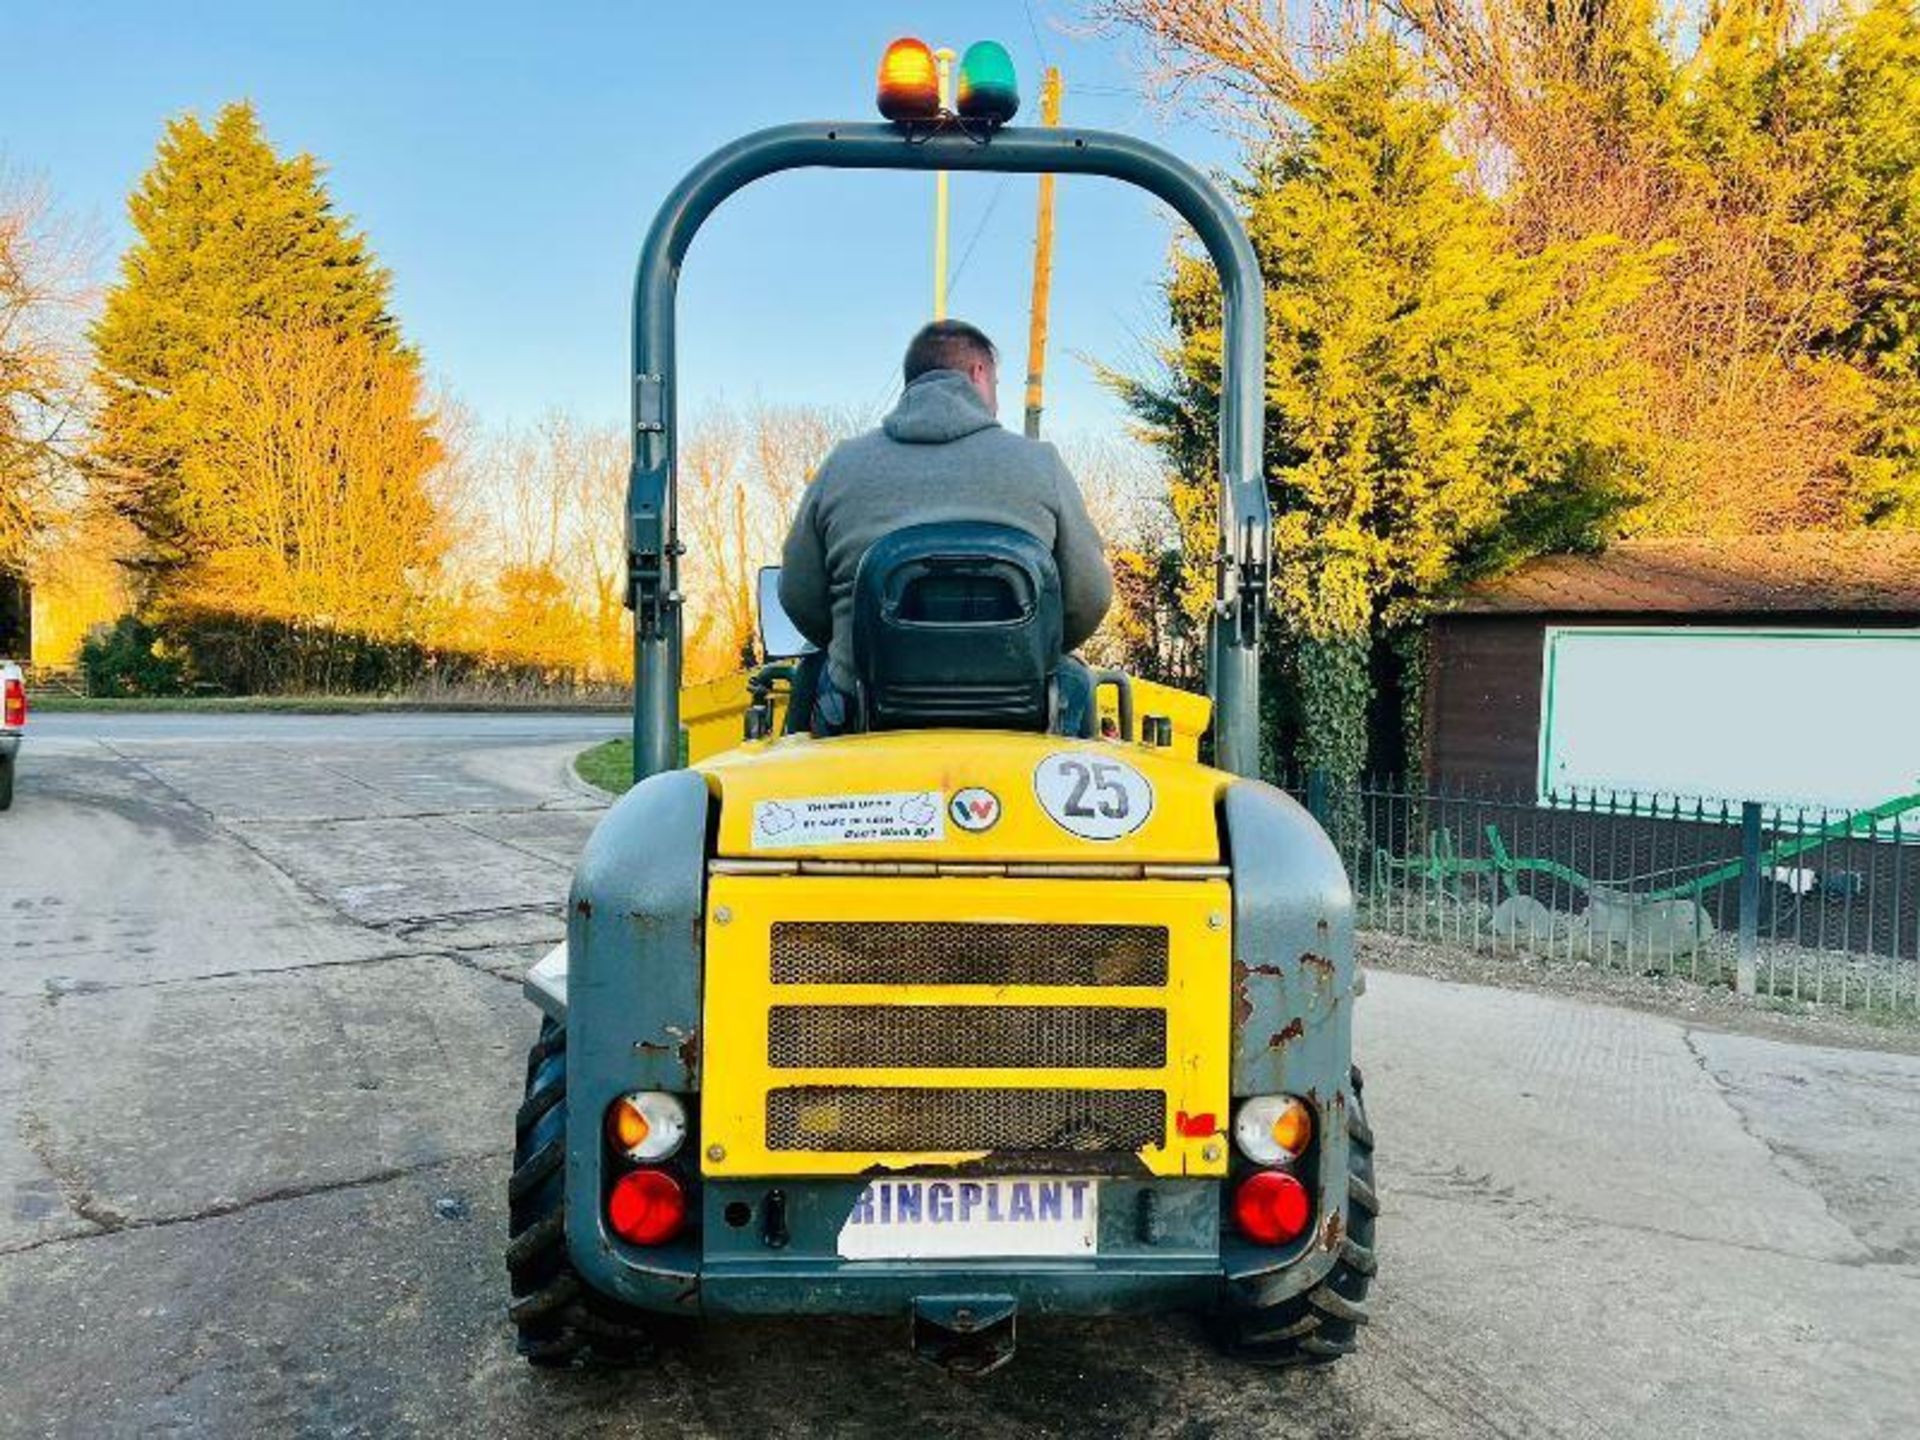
top-left (1100, 678), bottom-right (1211, 762)
top-left (700, 874), bottom-right (1232, 1179)
top-left (684, 669), bottom-right (1212, 766)
top-left (700, 730), bottom-right (1228, 864)
top-left (682, 672), bottom-right (787, 765)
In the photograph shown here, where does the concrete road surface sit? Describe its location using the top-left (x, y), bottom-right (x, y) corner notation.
top-left (1, 713), bottom-right (1916, 1438)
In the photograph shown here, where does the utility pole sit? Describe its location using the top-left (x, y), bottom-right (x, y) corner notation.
top-left (1023, 66), bottom-right (1063, 439)
top-left (933, 47), bottom-right (956, 319)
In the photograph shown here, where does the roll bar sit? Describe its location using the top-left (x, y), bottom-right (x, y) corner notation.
top-left (628, 121), bottom-right (1269, 780)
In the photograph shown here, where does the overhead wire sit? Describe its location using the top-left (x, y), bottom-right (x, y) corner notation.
top-left (848, 169), bottom-right (1014, 424)
top-left (1022, 0), bottom-right (1053, 68)
top-left (945, 172), bottom-right (1013, 299)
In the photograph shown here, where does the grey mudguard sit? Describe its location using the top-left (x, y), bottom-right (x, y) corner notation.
top-left (1220, 778), bottom-right (1357, 1294)
top-left (564, 767), bottom-right (709, 1305)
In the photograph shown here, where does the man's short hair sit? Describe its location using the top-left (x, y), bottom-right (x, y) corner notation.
top-left (903, 319), bottom-right (998, 384)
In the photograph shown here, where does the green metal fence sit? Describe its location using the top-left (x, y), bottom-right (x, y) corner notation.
top-left (1283, 772), bottom-right (1920, 1018)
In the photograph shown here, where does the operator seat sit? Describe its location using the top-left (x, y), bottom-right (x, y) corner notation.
top-left (794, 521), bottom-right (1094, 737)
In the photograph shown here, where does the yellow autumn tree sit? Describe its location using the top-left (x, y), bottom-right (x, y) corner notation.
top-left (1104, 0), bottom-right (1920, 535)
top-left (677, 402), bottom-right (849, 682)
top-left (457, 413), bottom-right (630, 680)
top-left (1, 172), bottom-right (91, 580)
top-left (171, 323), bottom-right (445, 688)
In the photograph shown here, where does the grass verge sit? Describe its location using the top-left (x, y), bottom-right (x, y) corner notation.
top-left (575, 738), bottom-right (634, 795)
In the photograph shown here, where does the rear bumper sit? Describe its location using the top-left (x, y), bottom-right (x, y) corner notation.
top-left (567, 1175), bottom-right (1338, 1318)
top-left (698, 1257), bottom-right (1218, 1316)
top-left (0, 733), bottom-right (18, 758)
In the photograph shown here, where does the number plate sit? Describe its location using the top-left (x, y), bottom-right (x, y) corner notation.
top-left (836, 1177), bottom-right (1099, 1259)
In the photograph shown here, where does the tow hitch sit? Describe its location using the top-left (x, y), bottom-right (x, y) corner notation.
top-left (911, 1295), bottom-right (1018, 1375)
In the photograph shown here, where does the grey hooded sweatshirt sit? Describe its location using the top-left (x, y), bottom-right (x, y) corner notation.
top-left (779, 369), bottom-right (1113, 690)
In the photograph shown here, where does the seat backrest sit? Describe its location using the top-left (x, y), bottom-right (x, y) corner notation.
top-left (851, 521), bottom-right (1062, 732)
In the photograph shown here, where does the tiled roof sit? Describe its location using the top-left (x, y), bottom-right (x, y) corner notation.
top-left (1449, 534), bottom-right (1920, 615)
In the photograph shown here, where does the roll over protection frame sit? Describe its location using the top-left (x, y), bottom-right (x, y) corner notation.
top-left (628, 121), bottom-right (1270, 780)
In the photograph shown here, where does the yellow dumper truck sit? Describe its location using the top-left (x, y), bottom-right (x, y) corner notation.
top-left (508, 37), bottom-right (1373, 1374)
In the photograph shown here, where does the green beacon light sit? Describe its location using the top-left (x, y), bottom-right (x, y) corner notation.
top-left (956, 40), bottom-right (1020, 126)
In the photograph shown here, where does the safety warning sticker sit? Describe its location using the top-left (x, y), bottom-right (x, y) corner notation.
top-left (750, 790), bottom-right (945, 849)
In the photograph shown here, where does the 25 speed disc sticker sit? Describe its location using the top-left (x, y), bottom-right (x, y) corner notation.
top-left (1032, 752), bottom-right (1153, 841)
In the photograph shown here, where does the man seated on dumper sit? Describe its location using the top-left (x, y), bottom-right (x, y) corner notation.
top-left (779, 319), bottom-right (1112, 733)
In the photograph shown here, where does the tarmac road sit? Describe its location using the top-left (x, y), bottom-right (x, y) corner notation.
top-left (1, 713), bottom-right (1916, 1438)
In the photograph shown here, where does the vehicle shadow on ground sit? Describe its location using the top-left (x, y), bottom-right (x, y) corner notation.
top-left (494, 1312), bottom-right (1385, 1440)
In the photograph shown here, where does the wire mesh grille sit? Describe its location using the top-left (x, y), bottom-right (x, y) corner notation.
top-left (767, 1005), bottom-right (1166, 1069)
top-left (766, 1086), bottom-right (1165, 1152)
top-left (769, 921), bottom-right (1169, 987)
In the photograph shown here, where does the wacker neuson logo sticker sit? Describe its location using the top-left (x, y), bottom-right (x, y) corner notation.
top-left (949, 787), bottom-right (1001, 832)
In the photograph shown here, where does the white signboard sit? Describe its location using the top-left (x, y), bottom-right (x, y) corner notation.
top-left (837, 1176), bottom-right (1099, 1259)
top-left (750, 790), bottom-right (943, 849)
top-left (1538, 627), bottom-right (1920, 821)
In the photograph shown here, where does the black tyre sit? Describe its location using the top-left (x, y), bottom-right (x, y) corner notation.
top-left (0, 755), bottom-right (13, 811)
top-left (1215, 1067), bottom-right (1378, 1367)
top-left (507, 1017), bottom-right (656, 1367)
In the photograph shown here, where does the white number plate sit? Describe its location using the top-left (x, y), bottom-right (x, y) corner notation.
top-left (836, 1177), bottom-right (1099, 1260)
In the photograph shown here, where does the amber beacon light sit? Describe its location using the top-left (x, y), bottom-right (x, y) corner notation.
top-left (877, 36), bottom-right (941, 122)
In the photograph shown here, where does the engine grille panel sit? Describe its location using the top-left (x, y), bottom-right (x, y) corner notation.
top-left (770, 921), bottom-right (1169, 987)
top-left (766, 1086), bottom-right (1165, 1153)
top-left (768, 1004), bottom-right (1167, 1070)
top-left (697, 874), bottom-right (1231, 1178)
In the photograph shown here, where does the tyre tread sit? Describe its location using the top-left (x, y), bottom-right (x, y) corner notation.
top-left (505, 1021), bottom-right (653, 1369)
top-left (508, 1135), bottom-right (564, 1203)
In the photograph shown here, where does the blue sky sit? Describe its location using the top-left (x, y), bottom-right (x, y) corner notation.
top-left (1, 1), bottom-right (1236, 440)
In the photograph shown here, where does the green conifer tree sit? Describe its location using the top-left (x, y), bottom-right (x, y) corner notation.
top-left (1116, 38), bottom-right (1653, 785)
top-left (91, 102), bottom-right (400, 579)
top-left (1811, 0), bottom-right (1920, 524)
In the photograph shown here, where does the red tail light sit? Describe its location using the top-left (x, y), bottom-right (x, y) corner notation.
top-left (1233, 1170), bottom-right (1312, 1245)
top-left (607, 1168), bottom-right (686, 1246)
top-left (3, 679), bottom-right (23, 728)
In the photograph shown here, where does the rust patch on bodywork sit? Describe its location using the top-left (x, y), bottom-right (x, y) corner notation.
top-left (635, 1025), bottom-right (700, 1086)
top-left (1268, 1018), bottom-right (1304, 1050)
top-left (1233, 958), bottom-right (1286, 1027)
top-left (1231, 961), bottom-right (1254, 1027)
top-left (1299, 951), bottom-right (1335, 979)
top-left (863, 1149), bottom-right (1153, 1179)
top-left (574, 897), bottom-right (592, 918)
top-left (1322, 1210), bottom-right (1344, 1250)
